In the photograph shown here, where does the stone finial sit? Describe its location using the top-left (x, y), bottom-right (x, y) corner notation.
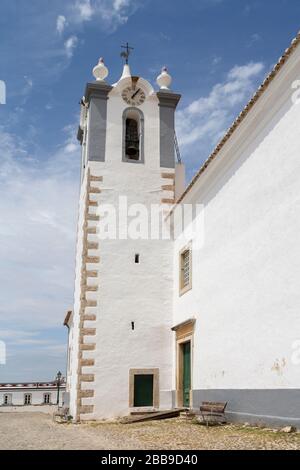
top-left (93, 57), bottom-right (109, 82)
top-left (157, 66), bottom-right (172, 90)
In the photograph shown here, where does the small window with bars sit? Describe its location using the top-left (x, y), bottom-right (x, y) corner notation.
top-left (24, 394), bottom-right (32, 405)
top-left (44, 393), bottom-right (51, 404)
top-left (180, 246), bottom-right (192, 295)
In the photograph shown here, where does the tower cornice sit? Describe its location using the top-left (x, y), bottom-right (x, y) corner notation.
top-left (84, 82), bottom-right (113, 103)
top-left (157, 91), bottom-right (181, 109)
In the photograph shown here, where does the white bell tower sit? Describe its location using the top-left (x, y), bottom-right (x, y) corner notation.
top-left (66, 49), bottom-right (184, 421)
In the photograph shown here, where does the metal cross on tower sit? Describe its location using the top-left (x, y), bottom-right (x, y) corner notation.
top-left (121, 42), bottom-right (134, 64)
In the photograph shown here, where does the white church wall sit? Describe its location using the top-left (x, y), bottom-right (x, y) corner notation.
top-left (172, 45), bottom-right (300, 425)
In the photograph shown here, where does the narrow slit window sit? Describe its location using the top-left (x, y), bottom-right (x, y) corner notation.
top-left (135, 254), bottom-right (140, 264)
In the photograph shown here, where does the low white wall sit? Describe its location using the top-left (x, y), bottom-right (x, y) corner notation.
top-left (0, 405), bottom-right (57, 414)
top-left (0, 389), bottom-right (65, 407)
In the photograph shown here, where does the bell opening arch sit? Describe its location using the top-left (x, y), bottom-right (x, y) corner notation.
top-left (122, 107), bottom-right (145, 164)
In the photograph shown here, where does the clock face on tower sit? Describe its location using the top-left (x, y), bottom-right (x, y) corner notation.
top-left (121, 86), bottom-right (146, 106)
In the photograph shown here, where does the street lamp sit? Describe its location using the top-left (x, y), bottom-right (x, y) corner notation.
top-left (56, 371), bottom-right (62, 406)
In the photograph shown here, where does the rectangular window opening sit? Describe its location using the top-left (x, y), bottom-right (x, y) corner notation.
top-left (24, 394), bottom-right (32, 405)
top-left (4, 394), bottom-right (11, 406)
top-left (180, 246), bottom-right (192, 295)
top-left (135, 254), bottom-right (140, 264)
top-left (44, 393), bottom-right (51, 404)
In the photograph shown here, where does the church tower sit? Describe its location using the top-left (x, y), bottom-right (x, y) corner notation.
top-left (66, 49), bottom-right (183, 421)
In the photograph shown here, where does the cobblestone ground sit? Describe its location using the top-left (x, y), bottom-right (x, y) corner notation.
top-left (0, 413), bottom-right (300, 450)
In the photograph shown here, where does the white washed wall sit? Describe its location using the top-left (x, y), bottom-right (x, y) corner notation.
top-left (173, 46), bottom-right (300, 394)
top-left (77, 83), bottom-right (175, 419)
top-left (68, 168), bottom-right (90, 419)
top-left (0, 389), bottom-right (64, 408)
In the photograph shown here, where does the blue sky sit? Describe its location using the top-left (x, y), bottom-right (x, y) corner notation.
top-left (0, 0), bottom-right (299, 382)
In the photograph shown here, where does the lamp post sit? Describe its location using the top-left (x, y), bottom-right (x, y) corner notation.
top-left (56, 371), bottom-right (62, 406)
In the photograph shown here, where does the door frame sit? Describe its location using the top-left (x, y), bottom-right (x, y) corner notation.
top-left (172, 319), bottom-right (195, 409)
top-left (129, 368), bottom-right (159, 410)
top-left (176, 337), bottom-right (193, 408)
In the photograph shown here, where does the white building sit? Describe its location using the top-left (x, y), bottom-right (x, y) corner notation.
top-left (0, 381), bottom-right (65, 412)
top-left (65, 33), bottom-right (300, 428)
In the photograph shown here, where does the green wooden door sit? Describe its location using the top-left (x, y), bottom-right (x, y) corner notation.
top-left (134, 374), bottom-right (154, 407)
top-left (183, 342), bottom-right (191, 407)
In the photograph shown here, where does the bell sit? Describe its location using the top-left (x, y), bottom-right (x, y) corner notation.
top-left (127, 143), bottom-right (139, 158)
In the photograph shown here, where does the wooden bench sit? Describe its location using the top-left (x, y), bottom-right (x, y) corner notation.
top-left (199, 401), bottom-right (227, 426)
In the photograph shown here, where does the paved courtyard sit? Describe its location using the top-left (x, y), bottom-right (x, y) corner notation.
top-left (0, 413), bottom-right (300, 450)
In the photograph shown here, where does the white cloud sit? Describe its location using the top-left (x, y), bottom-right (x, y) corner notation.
top-left (228, 62), bottom-right (264, 81)
top-left (0, 124), bottom-right (80, 331)
top-left (212, 55), bottom-right (222, 66)
top-left (74, 0), bottom-right (94, 21)
top-left (0, 2), bottom-right (139, 87)
top-left (64, 35), bottom-right (79, 57)
top-left (0, 122), bottom-right (79, 380)
top-left (23, 76), bottom-right (33, 90)
top-left (176, 62), bottom-right (265, 176)
top-left (71, 0), bottom-right (136, 30)
top-left (113, 0), bottom-right (130, 11)
top-left (58, 1), bottom-right (137, 60)
top-left (8, 77), bottom-right (33, 104)
top-left (247, 33), bottom-right (261, 48)
top-left (56, 15), bottom-right (67, 34)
